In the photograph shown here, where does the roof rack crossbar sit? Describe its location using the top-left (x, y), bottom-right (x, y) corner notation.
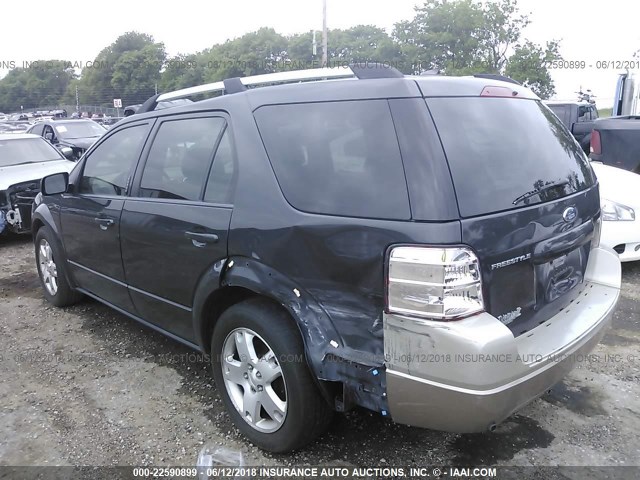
top-left (156, 66), bottom-right (355, 102)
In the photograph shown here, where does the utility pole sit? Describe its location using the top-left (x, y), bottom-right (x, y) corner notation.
top-left (312, 30), bottom-right (317, 57)
top-left (75, 85), bottom-right (80, 114)
top-left (322, 0), bottom-right (328, 67)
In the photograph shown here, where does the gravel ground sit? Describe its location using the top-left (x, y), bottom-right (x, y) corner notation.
top-left (1, 234), bottom-right (639, 470)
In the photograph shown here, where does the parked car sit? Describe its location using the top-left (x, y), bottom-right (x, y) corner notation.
top-left (591, 161), bottom-right (640, 261)
top-left (544, 100), bottom-right (599, 153)
top-left (93, 116), bottom-right (124, 129)
top-left (0, 134), bottom-right (75, 235)
top-left (33, 65), bottom-right (620, 452)
top-left (27, 119), bottom-right (106, 160)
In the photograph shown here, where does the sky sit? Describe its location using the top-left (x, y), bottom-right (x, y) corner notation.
top-left (0, 0), bottom-right (638, 107)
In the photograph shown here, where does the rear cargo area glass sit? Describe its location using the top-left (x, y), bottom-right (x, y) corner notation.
top-left (427, 98), bottom-right (596, 217)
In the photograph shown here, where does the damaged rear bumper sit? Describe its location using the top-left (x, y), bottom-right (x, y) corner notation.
top-left (383, 247), bottom-right (621, 432)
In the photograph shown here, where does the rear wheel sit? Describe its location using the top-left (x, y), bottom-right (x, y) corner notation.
top-left (35, 226), bottom-right (82, 307)
top-left (211, 298), bottom-right (333, 452)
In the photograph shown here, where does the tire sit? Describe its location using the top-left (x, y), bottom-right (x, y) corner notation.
top-left (34, 226), bottom-right (82, 307)
top-left (581, 135), bottom-right (591, 155)
top-left (211, 298), bottom-right (333, 452)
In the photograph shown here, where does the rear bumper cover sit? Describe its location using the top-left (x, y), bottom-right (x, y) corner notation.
top-left (383, 247), bottom-right (621, 432)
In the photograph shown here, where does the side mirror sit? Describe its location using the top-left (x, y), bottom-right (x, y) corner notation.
top-left (41, 172), bottom-right (69, 195)
top-left (44, 132), bottom-right (54, 142)
top-left (59, 146), bottom-right (74, 159)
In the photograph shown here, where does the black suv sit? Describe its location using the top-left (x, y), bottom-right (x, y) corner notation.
top-left (33, 65), bottom-right (620, 452)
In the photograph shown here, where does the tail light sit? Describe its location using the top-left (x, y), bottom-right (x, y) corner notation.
top-left (386, 246), bottom-right (484, 320)
top-left (480, 86), bottom-right (519, 98)
top-left (590, 129), bottom-right (601, 155)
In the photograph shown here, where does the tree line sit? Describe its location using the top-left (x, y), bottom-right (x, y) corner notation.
top-left (0, 0), bottom-right (562, 112)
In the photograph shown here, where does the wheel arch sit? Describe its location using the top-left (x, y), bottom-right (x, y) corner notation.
top-left (192, 256), bottom-right (344, 381)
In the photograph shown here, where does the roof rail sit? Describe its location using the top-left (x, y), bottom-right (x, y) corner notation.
top-left (155, 66), bottom-right (354, 103)
top-left (473, 73), bottom-right (521, 85)
top-left (133, 63), bottom-right (404, 114)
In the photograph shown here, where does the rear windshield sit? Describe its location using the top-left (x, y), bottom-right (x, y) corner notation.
top-left (254, 100), bottom-right (411, 220)
top-left (427, 98), bottom-right (596, 217)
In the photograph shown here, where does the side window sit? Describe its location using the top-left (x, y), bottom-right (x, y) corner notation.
top-left (43, 125), bottom-right (55, 141)
top-left (79, 124), bottom-right (148, 196)
top-left (139, 117), bottom-right (225, 201)
top-left (204, 128), bottom-right (235, 204)
top-left (254, 100), bottom-right (411, 219)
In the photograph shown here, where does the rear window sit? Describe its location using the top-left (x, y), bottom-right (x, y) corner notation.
top-left (254, 100), bottom-right (411, 220)
top-left (427, 98), bottom-right (596, 217)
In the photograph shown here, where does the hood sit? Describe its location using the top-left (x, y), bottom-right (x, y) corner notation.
top-left (0, 160), bottom-right (76, 190)
top-left (59, 137), bottom-right (99, 150)
top-left (591, 161), bottom-right (640, 208)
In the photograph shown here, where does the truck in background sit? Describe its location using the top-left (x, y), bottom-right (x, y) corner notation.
top-left (590, 72), bottom-right (640, 173)
top-left (545, 100), bottom-right (599, 153)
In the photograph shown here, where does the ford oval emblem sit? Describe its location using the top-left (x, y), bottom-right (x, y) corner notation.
top-left (563, 206), bottom-right (577, 223)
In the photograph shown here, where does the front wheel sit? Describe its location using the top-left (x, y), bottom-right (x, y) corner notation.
top-left (211, 298), bottom-right (333, 452)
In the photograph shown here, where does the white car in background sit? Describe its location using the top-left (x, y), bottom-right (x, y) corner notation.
top-left (592, 161), bottom-right (640, 261)
top-left (0, 134), bottom-right (76, 235)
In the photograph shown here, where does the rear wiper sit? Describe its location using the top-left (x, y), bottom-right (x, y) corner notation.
top-left (512, 180), bottom-right (570, 205)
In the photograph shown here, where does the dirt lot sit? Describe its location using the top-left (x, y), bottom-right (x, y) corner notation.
top-left (1, 234), bottom-right (639, 470)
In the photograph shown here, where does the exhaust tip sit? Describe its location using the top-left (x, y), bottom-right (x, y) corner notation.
top-left (488, 423), bottom-right (497, 432)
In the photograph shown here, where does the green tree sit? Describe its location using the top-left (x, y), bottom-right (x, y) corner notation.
top-left (477, 0), bottom-right (530, 72)
top-left (327, 25), bottom-right (401, 65)
top-left (393, 0), bottom-right (487, 74)
top-left (0, 60), bottom-right (76, 111)
top-left (77, 32), bottom-right (166, 105)
top-left (287, 26), bottom-right (401, 68)
top-left (158, 54), bottom-right (205, 92)
top-left (505, 40), bottom-right (560, 99)
top-left (393, 0), bottom-right (558, 96)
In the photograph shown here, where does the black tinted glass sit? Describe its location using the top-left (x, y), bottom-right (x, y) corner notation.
top-left (255, 100), bottom-right (410, 220)
top-left (79, 125), bottom-right (148, 196)
top-left (204, 129), bottom-right (235, 204)
top-left (140, 117), bottom-right (225, 201)
top-left (428, 98), bottom-right (596, 217)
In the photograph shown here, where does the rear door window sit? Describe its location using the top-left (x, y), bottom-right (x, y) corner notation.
top-left (427, 97), bottom-right (596, 217)
top-left (254, 100), bottom-right (410, 220)
top-left (139, 117), bottom-right (225, 201)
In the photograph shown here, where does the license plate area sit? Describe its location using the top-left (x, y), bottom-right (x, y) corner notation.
top-left (535, 246), bottom-right (587, 303)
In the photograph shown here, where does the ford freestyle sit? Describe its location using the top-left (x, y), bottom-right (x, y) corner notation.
top-left (32, 64), bottom-right (621, 452)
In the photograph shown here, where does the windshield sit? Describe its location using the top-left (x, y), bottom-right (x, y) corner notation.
top-left (0, 137), bottom-right (64, 167)
top-left (428, 97), bottom-right (596, 217)
top-left (54, 121), bottom-right (105, 139)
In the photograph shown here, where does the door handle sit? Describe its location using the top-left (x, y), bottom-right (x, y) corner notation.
top-left (94, 217), bottom-right (115, 230)
top-left (185, 231), bottom-right (219, 246)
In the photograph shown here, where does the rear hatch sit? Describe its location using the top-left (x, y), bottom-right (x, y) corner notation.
top-left (426, 93), bottom-right (600, 336)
